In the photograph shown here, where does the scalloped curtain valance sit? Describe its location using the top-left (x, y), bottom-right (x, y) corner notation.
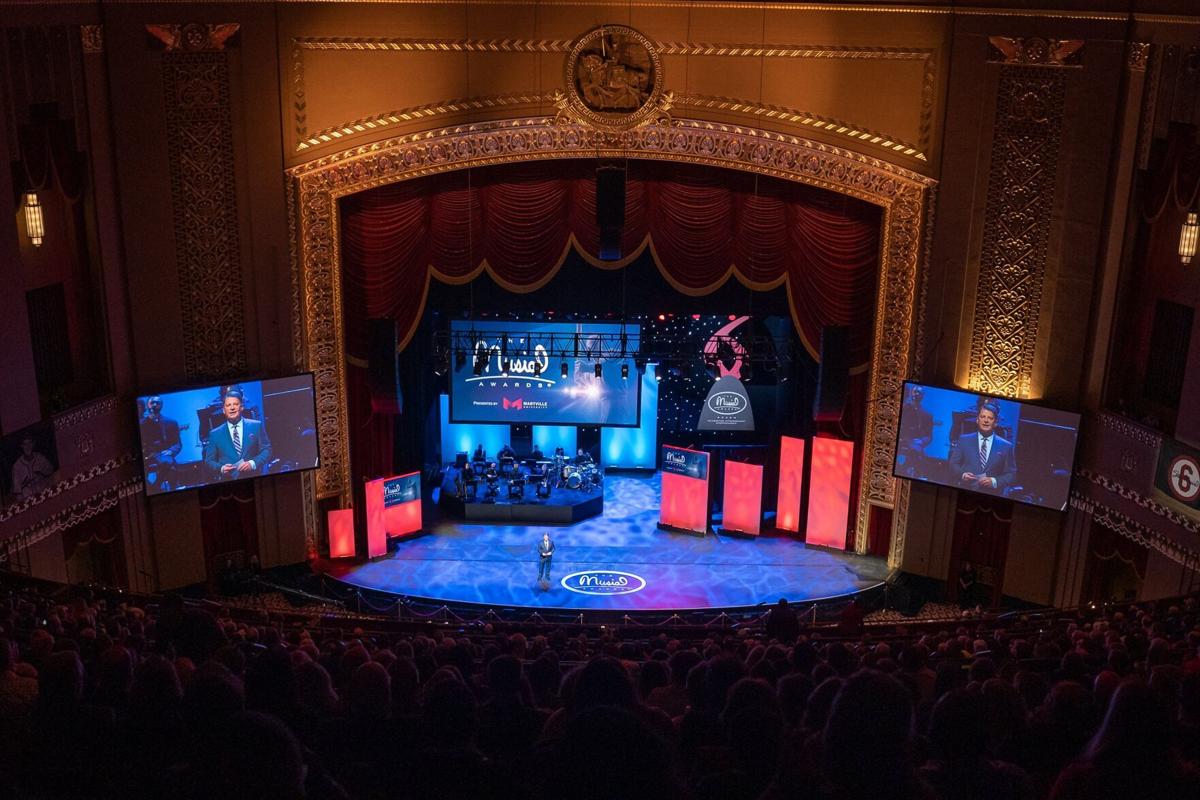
top-left (339, 159), bottom-right (882, 368)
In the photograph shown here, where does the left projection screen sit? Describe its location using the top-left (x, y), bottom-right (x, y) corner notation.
top-left (449, 320), bottom-right (641, 426)
top-left (137, 374), bottom-right (320, 497)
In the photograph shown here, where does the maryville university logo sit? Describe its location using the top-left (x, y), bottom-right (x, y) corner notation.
top-left (503, 397), bottom-right (523, 410)
top-left (1167, 453), bottom-right (1200, 504)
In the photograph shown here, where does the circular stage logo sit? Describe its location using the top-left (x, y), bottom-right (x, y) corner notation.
top-left (561, 570), bottom-right (647, 595)
top-left (1167, 453), bottom-right (1200, 503)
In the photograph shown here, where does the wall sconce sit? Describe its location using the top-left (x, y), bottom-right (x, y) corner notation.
top-left (1179, 210), bottom-right (1198, 264)
top-left (22, 192), bottom-right (44, 247)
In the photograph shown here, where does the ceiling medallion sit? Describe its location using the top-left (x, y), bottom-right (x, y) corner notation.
top-left (556, 25), bottom-right (672, 132)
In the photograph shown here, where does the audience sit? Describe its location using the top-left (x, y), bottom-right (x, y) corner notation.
top-left (0, 582), bottom-right (1197, 799)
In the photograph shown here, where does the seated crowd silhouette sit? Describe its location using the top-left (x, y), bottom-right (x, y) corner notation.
top-left (1, 584), bottom-right (1199, 800)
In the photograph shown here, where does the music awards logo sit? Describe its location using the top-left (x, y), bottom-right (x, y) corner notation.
top-left (467, 335), bottom-right (556, 387)
top-left (561, 570), bottom-right (647, 596)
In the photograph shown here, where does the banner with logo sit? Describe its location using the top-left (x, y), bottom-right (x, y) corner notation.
top-left (367, 471), bottom-right (423, 555)
top-left (661, 444), bottom-right (708, 480)
top-left (1155, 438), bottom-right (1200, 516)
top-left (696, 315), bottom-right (756, 432)
top-left (660, 445), bottom-right (710, 534)
top-left (449, 320), bottom-right (641, 426)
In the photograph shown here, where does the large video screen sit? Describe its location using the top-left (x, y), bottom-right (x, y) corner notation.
top-left (449, 320), bottom-right (641, 426)
top-left (893, 381), bottom-right (1080, 511)
top-left (137, 374), bottom-right (320, 496)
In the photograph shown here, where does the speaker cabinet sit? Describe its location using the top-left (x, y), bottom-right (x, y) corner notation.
top-left (813, 326), bottom-right (849, 422)
top-left (596, 165), bottom-right (626, 261)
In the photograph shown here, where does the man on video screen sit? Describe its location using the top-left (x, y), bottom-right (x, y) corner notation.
top-left (141, 395), bottom-right (182, 490)
top-left (948, 400), bottom-right (1016, 493)
top-left (204, 389), bottom-right (272, 480)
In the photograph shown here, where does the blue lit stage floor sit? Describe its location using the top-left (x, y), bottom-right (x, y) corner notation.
top-left (325, 474), bottom-right (889, 612)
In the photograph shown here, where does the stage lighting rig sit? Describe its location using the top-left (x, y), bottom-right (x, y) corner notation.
top-left (561, 361), bottom-right (569, 378)
top-left (621, 363), bottom-right (629, 380)
top-left (594, 362), bottom-right (603, 378)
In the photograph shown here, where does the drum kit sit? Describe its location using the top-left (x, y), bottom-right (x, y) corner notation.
top-left (455, 453), bottom-right (602, 502)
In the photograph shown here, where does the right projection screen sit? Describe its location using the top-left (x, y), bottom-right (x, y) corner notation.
top-left (893, 381), bottom-right (1080, 511)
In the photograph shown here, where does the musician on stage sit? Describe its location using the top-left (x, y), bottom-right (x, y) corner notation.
top-left (530, 443), bottom-right (544, 461)
top-left (473, 443), bottom-right (486, 461)
top-left (574, 447), bottom-right (592, 465)
top-left (536, 532), bottom-right (555, 583)
top-left (498, 443), bottom-right (515, 460)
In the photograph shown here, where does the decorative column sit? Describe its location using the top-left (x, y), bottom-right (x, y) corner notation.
top-left (149, 23), bottom-right (246, 380)
top-left (967, 37), bottom-right (1083, 399)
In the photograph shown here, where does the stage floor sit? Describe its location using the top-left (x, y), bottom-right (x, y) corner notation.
top-left (325, 473), bottom-right (889, 611)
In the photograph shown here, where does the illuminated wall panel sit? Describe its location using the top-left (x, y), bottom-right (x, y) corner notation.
top-left (806, 437), bottom-right (854, 549)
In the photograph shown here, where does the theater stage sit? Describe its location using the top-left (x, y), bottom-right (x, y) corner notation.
top-left (324, 474), bottom-right (889, 612)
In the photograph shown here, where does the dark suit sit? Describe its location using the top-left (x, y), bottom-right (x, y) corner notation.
top-left (141, 415), bottom-right (182, 461)
top-left (537, 538), bottom-right (554, 581)
top-left (948, 432), bottom-right (1016, 493)
top-left (204, 418), bottom-right (272, 480)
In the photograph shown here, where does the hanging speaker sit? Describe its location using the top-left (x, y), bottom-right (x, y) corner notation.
top-left (596, 164), bottom-right (626, 261)
top-left (368, 318), bottom-right (403, 414)
top-left (813, 326), bottom-right (849, 422)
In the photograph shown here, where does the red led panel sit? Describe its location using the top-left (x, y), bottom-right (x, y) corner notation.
top-left (775, 436), bottom-right (806, 532)
top-left (806, 437), bottom-right (854, 549)
top-left (327, 508), bottom-right (356, 559)
top-left (660, 446), bottom-right (710, 534)
top-left (364, 478), bottom-right (389, 558)
top-left (722, 460), bottom-right (763, 536)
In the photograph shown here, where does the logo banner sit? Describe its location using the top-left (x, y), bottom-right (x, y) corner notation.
top-left (383, 472), bottom-right (420, 507)
top-left (1156, 438), bottom-right (1200, 515)
top-left (698, 374), bottom-right (755, 431)
top-left (661, 445), bottom-right (708, 480)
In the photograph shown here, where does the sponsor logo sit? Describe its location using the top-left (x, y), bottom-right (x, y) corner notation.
top-left (664, 451), bottom-right (687, 468)
top-left (560, 570), bottom-right (647, 595)
top-left (503, 397), bottom-right (523, 410)
top-left (707, 391), bottom-right (746, 415)
top-left (1167, 453), bottom-right (1200, 502)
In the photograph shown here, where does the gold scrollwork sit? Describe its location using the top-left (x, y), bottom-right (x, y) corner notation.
top-left (288, 117), bottom-right (933, 554)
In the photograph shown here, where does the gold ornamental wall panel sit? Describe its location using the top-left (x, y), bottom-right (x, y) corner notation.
top-left (288, 116), bottom-right (934, 551)
top-left (285, 8), bottom-right (944, 168)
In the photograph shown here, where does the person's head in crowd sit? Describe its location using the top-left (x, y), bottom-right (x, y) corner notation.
top-left (347, 660), bottom-right (391, 721)
top-left (198, 711), bottom-right (306, 799)
top-left (421, 666), bottom-right (478, 747)
top-left (1084, 679), bottom-right (1175, 767)
top-left (823, 671), bottom-right (919, 796)
top-left (571, 656), bottom-right (636, 713)
top-left (929, 688), bottom-right (989, 763)
top-left (487, 654), bottom-right (523, 699)
top-left (638, 658), bottom-right (669, 702)
top-left (803, 676), bottom-right (843, 734)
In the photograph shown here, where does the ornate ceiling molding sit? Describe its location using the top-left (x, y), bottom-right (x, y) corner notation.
top-left (290, 35), bottom-right (935, 159)
top-left (288, 116), bottom-right (934, 554)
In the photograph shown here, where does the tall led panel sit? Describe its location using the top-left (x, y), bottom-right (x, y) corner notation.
top-left (805, 437), bottom-right (854, 549)
top-left (659, 445), bottom-right (710, 536)
top-left (721, 460), bottom-right (763, 536)
top-left (775, 435), bottom-right (806, 532)
top-left (601, 366), bottom-right (658, 468)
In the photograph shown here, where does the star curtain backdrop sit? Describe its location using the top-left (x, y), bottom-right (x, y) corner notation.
top-left (339, 160), bottom-right (882, 521)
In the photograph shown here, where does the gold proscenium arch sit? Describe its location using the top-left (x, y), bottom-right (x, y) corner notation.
top-left (288, 117), bottom-right (935, 564)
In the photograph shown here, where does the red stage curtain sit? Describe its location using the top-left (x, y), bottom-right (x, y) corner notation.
top-left (339, 160), bottom-right (880, 363)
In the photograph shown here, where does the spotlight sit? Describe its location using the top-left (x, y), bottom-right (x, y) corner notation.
top-left (654, 364), bottom-right (663, 382)
top-left (594, 362), bottom-right (602, 378)
top-left (473, 345), bottom-right (490, 376)
top-left (561, 361), bottom-right (569, 378)
top-left (621, 363), bottom-right (629, 380)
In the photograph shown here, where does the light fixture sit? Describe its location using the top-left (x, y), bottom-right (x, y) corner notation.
top-left (594, 362), bottom-right (602, 378)
top-left (22, 192), bottom-right (44, 247)
top-left (1180, 210), bottom-right (1199, 264)
top-left (561, 361), bottom-right (568, 378)
top-left (654, 364), bottom-right (663, 382)
top-left (621, 363), bottom-right (629, 380)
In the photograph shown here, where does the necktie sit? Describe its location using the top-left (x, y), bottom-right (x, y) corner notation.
top-left (232, 423), bottom-right (242, 458)
top-left (979, 435), bottom-right (989, 469)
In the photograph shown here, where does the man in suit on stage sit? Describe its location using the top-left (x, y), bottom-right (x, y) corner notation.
top-left (204, 389), bottom-right (272, 481)
top-left (948, 400), bottom-right (1016, 494)
top-left (536, 532), bottom-right (555, 584)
